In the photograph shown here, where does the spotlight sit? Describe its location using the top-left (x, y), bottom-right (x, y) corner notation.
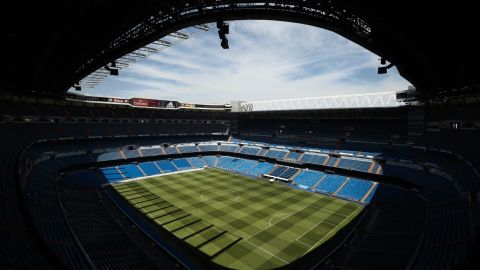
top-left (378, 63), bottom-right (394, 74)
top-left (221, 38), bottom-right (229, 49)
top-left (216, 19), bottom-right (230, 49)
top-left (218, 24), bottom-right (229, 39)
top-left (73, 82), bottom-right (81, 91)
top-left (221, 24), bottom-right (229, 35)
top-left (109, 68), bottom-right (119, 76)
top-left (378, 66), bottom-right (388, 74)
top-left (104, 61), bottom-right (119, 76)
top-left (218, 30), bottom-right (226, 40)
top-left (216, 19), bottom-right (224, 29)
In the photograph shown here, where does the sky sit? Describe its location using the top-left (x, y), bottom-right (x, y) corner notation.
top-left (71, 20), bottom-right (411, 104)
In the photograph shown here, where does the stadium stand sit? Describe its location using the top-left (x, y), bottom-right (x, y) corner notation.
top-left (171, 158), bottom-right (193, 170)
top-left (202, 156), bottom-right (218, 167)
top-left (279, 167), bottom-right (298, 179)
top-left (293, 170), bottom-right (323, 189)
top-left (117, 164), bottom-right (145, 179)
top-left (198, 144), bottom-right (218, 152)
top-left (301, 153), bottom-right (327, 165)
top-left (269, 166), bottom-right (288, 177)
top-left (3, 115), bottom-right (477, 270)
top-left (138, 162), bottom-right (162, 176)
top-left (336, 178), bottom-right (374, 201)
top-left (177, 145), bottom-right (199, 153)
top-left (163, 146), bottom-right (179, 155)
top-left (264, 149), bottom-right (288, 159)
top-left (285, 151), bottom-right (302, 161)
top-left (58, 183), bottom-right (160, 269)
top-left (239, 146), bottom-right (261, 155)
top-left (155, 160), bottom-right (177, 173)
top-left (245, 162), bottom-right (276, 177)
top-left (316, 174), bottom-right (348, 194)
top-left (337, 157), bottom-right (372, 172)
top-left (186, 157), bottom-right (207, 168)
top-left (218, 144), bottom-right (239, 153)
top-left (3, 2), bottom-right (480, 268)
top-left (101, 167), bottom-right (125, 182)
top-left (233, 159), bottom-right (258, 174)
top-left (140, 147), bottom-right (164, 157)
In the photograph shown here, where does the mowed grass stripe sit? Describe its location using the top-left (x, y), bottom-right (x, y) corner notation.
top-left (113, 168), bottom-right (362, 269)
top-left (185, 226), bottom-right (225, 247)
top-left (134, 198), bottom-right (166, 209)
top-left (155, 210), bottom-right (190, 226)
top-left (139, 201), bottom-right (170, 214)
top-left (142, 171), bottom-right (253, 206)
top-left (245, 200), bottom-right (339, 262)
top-left (297, 222), bottom-right (336, 247)
top-left (200, 232), bottom-right (241, 257)
top-left (174, 221), bottom-right (211, 239)
top-left (163, 216), bottom-right (200, 232)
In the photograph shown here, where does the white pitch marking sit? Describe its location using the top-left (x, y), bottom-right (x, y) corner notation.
top-left (268, 213), bottom-right (294, 227)
top-left (245, 203), bottom-right (317, 242)
top-left (303, 206), bottom-right (362, 255)
top-left (244, 239), bottom-right (289, 264)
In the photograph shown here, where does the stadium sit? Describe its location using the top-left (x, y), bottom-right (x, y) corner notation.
top-left (2, 1), bottom-right (480, 270)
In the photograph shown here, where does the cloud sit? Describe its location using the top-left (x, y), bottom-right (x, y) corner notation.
top-left (75, 20), bottom-right (411, 104)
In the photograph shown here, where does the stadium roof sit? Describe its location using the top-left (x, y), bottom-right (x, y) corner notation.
top-left (4, 1), bottom-right (480, 98)
top-left (240, 91), bottom-right (403, 112)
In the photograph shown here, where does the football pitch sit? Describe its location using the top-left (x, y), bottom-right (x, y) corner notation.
top-left (112, 168), bottom-right (362, 269)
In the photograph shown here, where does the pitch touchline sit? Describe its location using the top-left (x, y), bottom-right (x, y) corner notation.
top-left (244, 239), bottom-right (289, 264)
top-left (245, 202), bottom-right (349, 242)
top-left (295, 220), bottom-right (331, 248)
top-left (308, 204), bottom-right (352, 218)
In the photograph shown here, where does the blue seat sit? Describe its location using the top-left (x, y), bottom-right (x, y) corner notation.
top-left (336, 178), bottom-right (373, 201)
top-left (187, 157), bottom-right (206, 168)
top-left (155, 160), bottom-right (177, 173)
top-left (202, 156), bottom-right (218, 167)
top-left (293, 170), bottom-right (323, 188)
top-left (315, 175), bottom-right (346, 193)
top-left (138, 162), bottom-right (161, 176)
top-left (172, 158), bottom-right (193, 170)
top-left (117, 164), bottom-right (145, 179)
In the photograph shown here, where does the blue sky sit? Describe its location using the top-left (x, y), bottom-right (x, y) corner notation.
top-left (73, 20), bottom-right (411, 104)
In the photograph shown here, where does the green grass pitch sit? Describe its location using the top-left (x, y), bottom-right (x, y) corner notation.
top-left (112, 168), bottom-right (362, 269)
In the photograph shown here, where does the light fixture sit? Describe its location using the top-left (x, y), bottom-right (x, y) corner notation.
top-left (73, 82), bottom-right (81, 91)
top-left (216, 19), bottom-right (230, 49)
top-left (221, 38), bottom-right (229, 49)
top-left (378, 63), bottom-right (394, 74)
top-left (104, 61), bottom-right (119, 75)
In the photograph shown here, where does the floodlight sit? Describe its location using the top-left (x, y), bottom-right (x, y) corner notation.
top-left (216, 19), bottom-right (230, 49)
top-left (378, 63), bottom-right (394, 74)
top-left (378, 66), bottom-right (388, 74)
top-left (104, 61), bottom-right (119, 76)
top-left (73, 82), bottom-right (81, 91)
top-left (221, 38), bottom-right (229, 49)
